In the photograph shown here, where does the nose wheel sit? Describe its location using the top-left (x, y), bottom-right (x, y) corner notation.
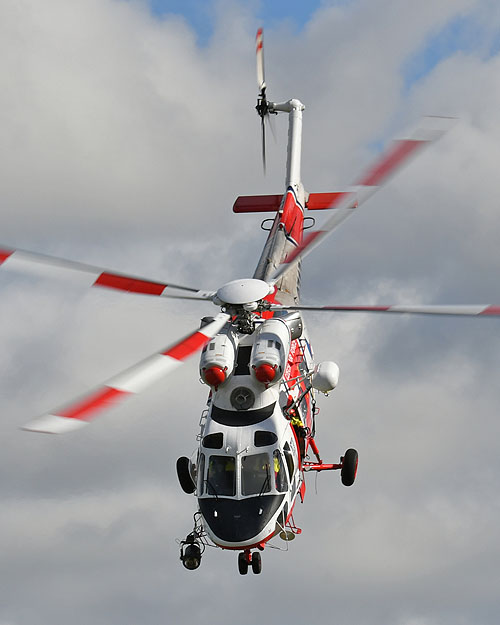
top-left (238, 550), bottom-right (262, 575)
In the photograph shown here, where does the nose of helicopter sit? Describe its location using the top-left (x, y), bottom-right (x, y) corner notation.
top-left (198, 494), bottom-right (285, 545)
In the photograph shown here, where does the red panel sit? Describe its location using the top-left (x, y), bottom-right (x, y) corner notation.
top-left (280, 190), bottom-right (304, 245)
top-left (233, 195), bottom-right (282, 213)
top-left (59, 386), bottom-right (127, 421)
top-left (165, 331), bottom-right (210, 361)
top-left (360, 139), bottom-right (422, 187)
top-left (0, 249), bottom-right (13, 264)
top-left (94, 272), bottom-right (167, 296)
top-left (306, 192), bottom-right (355, 210)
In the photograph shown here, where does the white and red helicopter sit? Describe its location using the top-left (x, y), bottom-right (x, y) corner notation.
top-left (0, 29), bottom-right (496, 575)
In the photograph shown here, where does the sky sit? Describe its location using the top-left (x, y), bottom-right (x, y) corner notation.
top-left (2, 0), bottom-right (500, 623)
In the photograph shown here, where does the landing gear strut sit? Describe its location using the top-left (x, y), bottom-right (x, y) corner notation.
top-left (238, 550), bottom-right (262, 575)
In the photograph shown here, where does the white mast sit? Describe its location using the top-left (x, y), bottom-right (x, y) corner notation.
top-left (270, 99), bottom-right (306, 204)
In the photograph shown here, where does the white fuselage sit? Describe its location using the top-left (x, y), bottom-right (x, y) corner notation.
top-left (195, 317), bottom-right (313, 549)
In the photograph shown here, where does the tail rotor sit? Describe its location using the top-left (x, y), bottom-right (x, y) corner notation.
top-left (255, 27), bottom-right (274, 173)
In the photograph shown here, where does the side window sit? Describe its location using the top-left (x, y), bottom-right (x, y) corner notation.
top-left (254, 431), bottom-right (278, 447)
top-left (283, 442), bottom-right (295, 479)
top-left (203, 432), bottom-right (223, 449)
top-left (273, 450), bottom-right (288, 493)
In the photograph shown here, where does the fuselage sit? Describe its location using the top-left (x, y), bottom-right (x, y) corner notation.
top-left (195, 315), bottom-right (315, 548)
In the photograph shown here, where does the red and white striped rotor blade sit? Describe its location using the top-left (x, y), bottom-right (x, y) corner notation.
top-left (270, 116), bottom-right (456, 284)
top-left (271, 304), bottom-right (500, 317)
top-left (22, 313), bottom-right (230, 434)
top-left (0, 247), bottom-right (214, 301)
top-left (256, 27), bottom-right (265, 92)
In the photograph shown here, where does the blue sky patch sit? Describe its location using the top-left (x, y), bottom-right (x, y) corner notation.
top-left (145, 0), bottom-right (330, 46)
top-left (402, 12), bottom-right (486, 92)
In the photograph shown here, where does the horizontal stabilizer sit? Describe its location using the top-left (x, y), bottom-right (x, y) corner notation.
top-left (233, 192), bottom-right (356, 213)
top-left (306, 192), bottom-right (357, 210)
top-left (233, 194), bottom-right (282, 213)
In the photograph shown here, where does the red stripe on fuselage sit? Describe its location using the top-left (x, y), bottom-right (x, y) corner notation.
top-left (59, 386), bottom-right (128, 421)
top-left (94, 272), bottom-right (167, 295)
top-left (280, 190), bottom-right (304, 246)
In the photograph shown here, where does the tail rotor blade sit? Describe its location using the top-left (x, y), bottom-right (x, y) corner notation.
top-left (261, 114), bottom-right (267, 174)
top-left (255, 27), bottom-right (269, 174)
top-left (256, 27), bottom-right (265, 92)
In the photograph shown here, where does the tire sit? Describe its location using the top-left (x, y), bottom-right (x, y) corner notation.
top-left (176, 457), bottom-right (195, 494)
top-left (341, 448), bottom-right (358, 487)
top-left (238, 552), bottom-right (249, 575)
top-left (251, 552), bottom-right (262, 575)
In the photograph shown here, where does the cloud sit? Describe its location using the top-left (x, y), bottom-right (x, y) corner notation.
top-left (1, 0), bottom-right (500, 623)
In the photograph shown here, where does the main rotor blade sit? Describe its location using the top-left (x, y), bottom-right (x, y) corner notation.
top-left (0, 247), bottom-right (214, 301)
top-left (256, 27), bottom-right (265, 92)
top-left (270, 304), bottom-right (500, 317)
top-left (22, 313), bottom-right (230, 434)
top-left (269, 116), bottom-right (456, 284)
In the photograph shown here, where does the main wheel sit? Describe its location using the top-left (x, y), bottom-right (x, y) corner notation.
top-left (251, 552), bottom-right (262, 574)
top-left (176, 457), bottom-right (195, 494)
top-left (341, 448), bottom-right (358, 486)
top-left (238, 552), bottom-right (249, 575)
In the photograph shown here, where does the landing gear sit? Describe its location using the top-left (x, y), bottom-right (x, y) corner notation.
top-left (238, 550), bottom-right (262, 575)
top-left (251, 551), bottom-right (262, 574)
top-left (341, 448), bottom-right (358, 486)
top-left (238, 552), bottom-right (249, 575)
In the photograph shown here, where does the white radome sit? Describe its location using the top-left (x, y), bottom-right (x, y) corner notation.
top-left (215, 278), bottom-right (272, 306)
top-left (312, 361), bottom-right (340, 393)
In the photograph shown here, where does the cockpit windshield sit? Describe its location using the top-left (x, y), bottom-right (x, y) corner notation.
top-left (207, 455), bottom-right (236, 496)
top-left (241, 452), bottom-right (271, 496)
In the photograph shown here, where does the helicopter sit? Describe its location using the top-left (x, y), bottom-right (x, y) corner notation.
top-left (1, 28), bottom-right (498, 576)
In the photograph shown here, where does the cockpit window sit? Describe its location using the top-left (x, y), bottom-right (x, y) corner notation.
top-left (273, 450), bottom-right (288, 493)
top-left (241, 452), bottom-right (271, 496)
top-left (207, 455), bottom-right (236, 497)
top-left (254, 431), bottom-right (278, 447)
top-left (203, 432), bottom-right (223, 449)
